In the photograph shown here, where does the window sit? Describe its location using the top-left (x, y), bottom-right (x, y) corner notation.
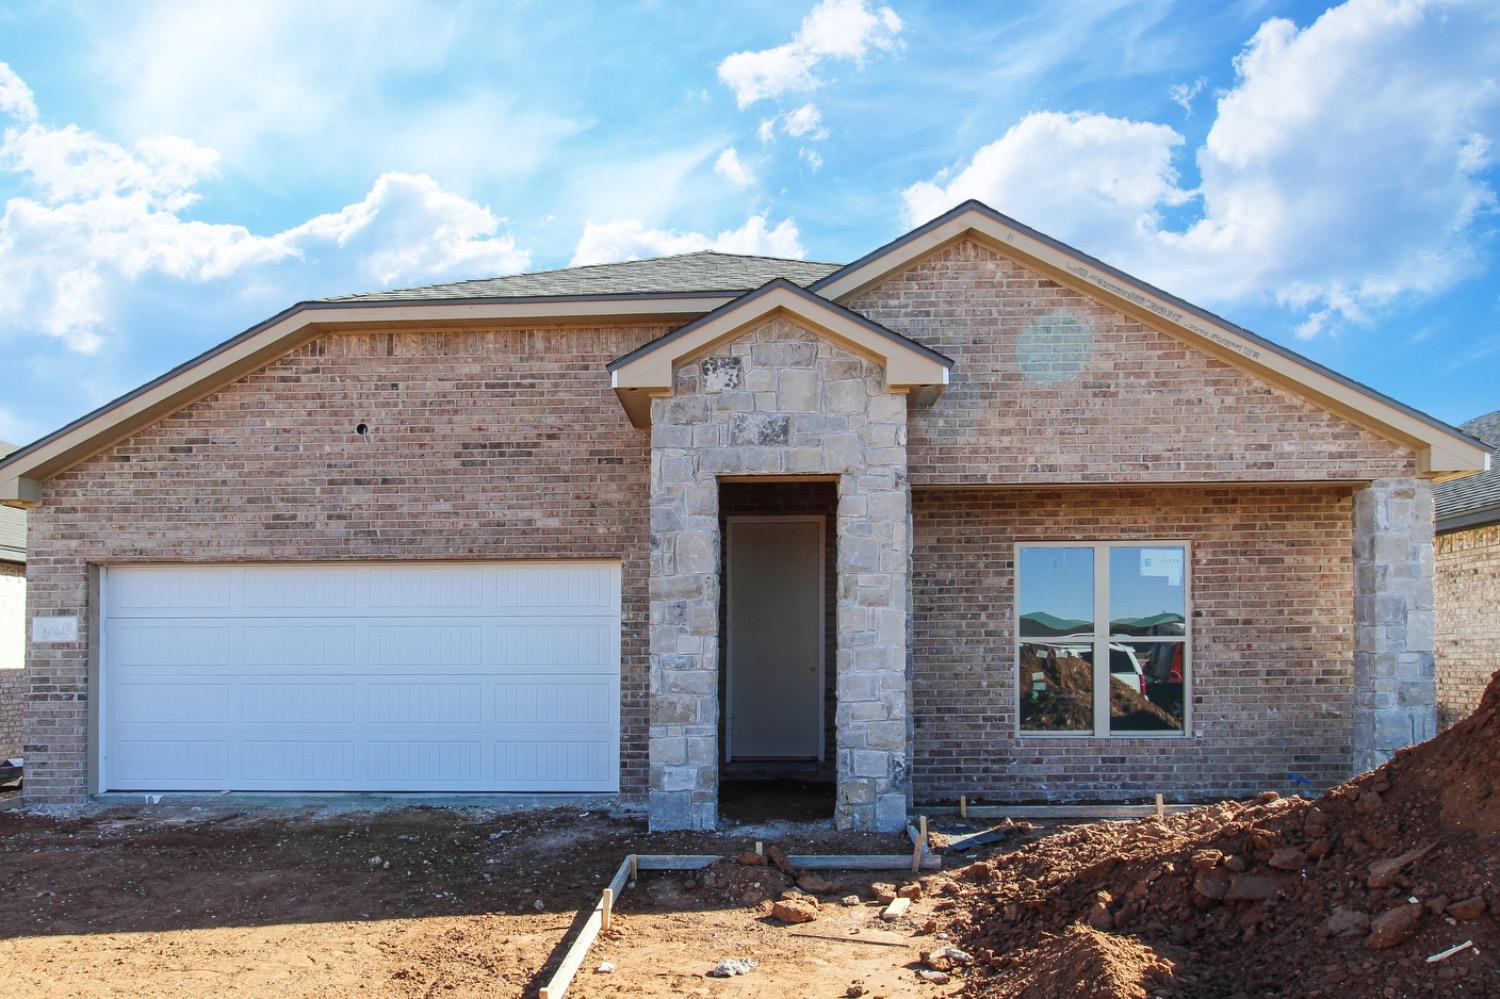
top-left (1017, 542), bottom-right (1189, 736)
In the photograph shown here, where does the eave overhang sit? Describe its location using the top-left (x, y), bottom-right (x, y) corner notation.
top-left (811, 201), bottom-right (1491, 480)
top-left (0, 291), bottom-right (737, 508)
top-left (605, 279), bottom-right (953, 428)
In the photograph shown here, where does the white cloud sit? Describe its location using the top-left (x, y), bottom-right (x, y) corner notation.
top-left (713, 147), bottom-right (756, 189)
top-left (0, 63), bottom-right (37, 123)
top-left (0, 62), bottom-right (529, 353)
top-left (757, 117), bottom-right (778, 143)
top-left (1169, 77), bottom-right (1207, 115)
top-left (570, 214), bottom-right (805, 266)
top-left (799, 147), bottom-right (825, 172)
top-left (782, 103), bottom-right (827, 139)
top-left (717, 0), bottom-right (903, 108)
top-left (903, 0), bottom-right (1500, 335)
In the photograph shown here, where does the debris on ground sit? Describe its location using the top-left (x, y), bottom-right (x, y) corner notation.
top-left (707, 957), bottom-right (757, 977)
top-left (933, 668), bottom-right (1500, 997)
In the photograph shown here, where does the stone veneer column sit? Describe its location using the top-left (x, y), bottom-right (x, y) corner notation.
top-left (647, 317), bottom-right (911, 832)
top-left (1352, 477), bottom-right (1437, 773)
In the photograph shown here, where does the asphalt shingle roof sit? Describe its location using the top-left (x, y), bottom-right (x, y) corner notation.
top-left (325, 251), bottom-right (845, 302)
top-left (1435, 409), bottom-right (1500, 526)
top-left (0, 441), bottom-right (24, 562)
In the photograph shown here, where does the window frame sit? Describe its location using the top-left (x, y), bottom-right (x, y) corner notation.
top-left (1013, 540), bottom-right (1192, 739)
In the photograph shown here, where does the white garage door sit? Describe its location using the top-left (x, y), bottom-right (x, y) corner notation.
top-left (102, 562), bottom-right (621, 792)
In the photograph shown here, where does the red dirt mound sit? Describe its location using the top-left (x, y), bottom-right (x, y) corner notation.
top-left (938, 669), bottom-right (1500, 998)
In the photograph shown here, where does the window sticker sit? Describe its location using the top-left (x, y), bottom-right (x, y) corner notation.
top-left (1139, 548), bottom-right (1183, 587)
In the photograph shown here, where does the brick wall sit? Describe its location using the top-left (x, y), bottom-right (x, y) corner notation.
top-left (24, 324), bottom-right (664, 804)
top-left (850, 240), bottom-right (1418, 486)
top-left (1436, 522), bottom-right (1500, 728)
top-left (911, 484), bottom-right (1357, 803)
top-left (0, 561), bottom-right (23, 759)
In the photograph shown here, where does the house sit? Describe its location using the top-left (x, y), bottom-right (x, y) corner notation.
top-left (0, 440), bottom-right (24, 763)
top-left (0, 201), bottom-right (1489, 831)
top-left (1434, 409), bottom-right (1500, 729)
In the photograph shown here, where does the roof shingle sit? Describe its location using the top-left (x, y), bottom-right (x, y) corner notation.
top-left (324, 251), bottom-right (844, 302)
top-left (1435, 409), bottom-right (1500, 527)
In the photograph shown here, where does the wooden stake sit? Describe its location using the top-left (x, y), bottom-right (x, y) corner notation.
top-left (755, 840), bottom-right (763, 856)
top-left (959, 794), bottom-right (968, 819)
top-left (600, 888), bottom-right (613, 931)
top-left (911, 815), bottom-right (927, 872)
top-left (1155, 793), bottom-right (1165, 819)
top-left (628, 854), bottom-right (638, 883)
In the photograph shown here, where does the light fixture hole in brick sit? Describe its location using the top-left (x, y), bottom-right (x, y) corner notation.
top-left (355, 423), bottom-right (369, 435)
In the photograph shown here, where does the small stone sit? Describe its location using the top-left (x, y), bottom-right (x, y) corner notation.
top-left (737, 851), bottom-right (767, 867)
top-left (1087, 901), bottom-right (1114, 930)
top-left (917, 969), bottom-right (950, 984)
top-left (1317, 908), bottom-right (1370, 940)
top-left (1364, 902), bottom-right (1423, 950)
top-left (368, 856), bottom-right (382, 867)
top-left (1190, 849), bottom-right (1223, 872)
top-left (897, 882), bottom-right (923, 900)
top-left (1446, 897), bottom-right (1486, 921)
top-left (844, 985), bottom-right (866, 998)
top-left (1194, 868), bottom-right (1231, 901)
top-left (798, 872), bottom-right (840, 894)
top-left (595, 961), bottom-right (615, 974)
top-left (841, 894), bottom-right (862, 907)
top-left (1224, 875), bottom-right (1284, 903)
top-left (707, 958), bottom-right (757, 978)
top-left (871, 882), bottom-right (898, 904)
top-left (770, 899), bottom-right (819, 924)
top-left (1223, 855), bottom-right (1249, 873)
top-left (533, 900), bottom-right (545, 911)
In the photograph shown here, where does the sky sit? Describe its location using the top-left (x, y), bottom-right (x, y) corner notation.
top-left (0, 0), bottom-right (1498, 447)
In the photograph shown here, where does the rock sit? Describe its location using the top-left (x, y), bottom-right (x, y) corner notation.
top-left (897, 882), bottom-right (924, 900)
top-left (533, 899), bottom-right (545, 911)
top-left (1194, 868), bottom-right (1231, 901)
top-left (1307, 837), bottom-right (1331, 860)
top-left (1224, 875), bottom-right (1285, 903)
top-left (927, 946), bottom-right (973, 966)
top-left (797, 872), bottom-right (839, 894)
top-left (1447, 897), bottom-right (1486, 921)
top-left (844, 986), bottom-right (866, 998)
top-left (1364, 902), bottom-right (1423, 950)
top-left (1317, 908), bottom-right (1370, 940)
top-left (1353, 789), bottom-right (1383, 815)
top-left (871, 882), bottom-right (898, 904)
top-left (1268, 847), bottom-right (1306, 871)
top-left (1224, 855), bottom-right (1249, 873)
top-left (765, 845), bottom-right (795, 874)
top-left (917, 969), bottom-right (950, 984)
top-left (1303, 806), bottom-right (1330, 836)
top-left (1367, 842), bottom-right (1436, 889)
top-left (707, 957), bottom-right (757, 977)
top-left (779, 889), bottom-right (818, 906)
top-left (737, 851), bottom-right (766, 867)
top-left (770, 899), bottom-right (819, 924)
top-left (1191, 849), bottom-right (1223, 872)
top-left (1087, 901), bottom-right (1114, 930)
top-left (841, 894), bottom-right (862, 907)
top-left (595, 961), bottom-right (615, 974)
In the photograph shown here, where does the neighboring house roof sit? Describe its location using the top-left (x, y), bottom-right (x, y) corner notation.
top-left (326, 251), bottom-right (843, 302)
top-left (607, 279), bottom-right (952, 426)
top-left (0, 442), bottom-right (23, 562)
top-left (1435, 409), bottom-right (1500, 532)
top-left (0, 201), bottom-right (1490, 506)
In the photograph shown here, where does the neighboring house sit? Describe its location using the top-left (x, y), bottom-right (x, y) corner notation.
top-left (1434, 409), bottom-right (1500, 729)
top-left (0, 440), bottom-right (24, 762)
top-left (0, 202), bottom-right (1489, 832)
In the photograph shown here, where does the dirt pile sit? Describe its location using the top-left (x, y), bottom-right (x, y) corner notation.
top-left (937, 669), bottom-right (1500, 998)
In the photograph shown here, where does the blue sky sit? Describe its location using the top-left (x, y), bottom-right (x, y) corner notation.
top-left (0, 0), bottom-right (1497, 447)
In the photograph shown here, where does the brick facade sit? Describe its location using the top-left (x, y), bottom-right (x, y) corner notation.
top-left (1436, 522), bottom-right (1500, 728)
top-left (849, 240), bottom-right (1417, 486)
top-left (15, 238), bottom-right (1442, 809)
top-left (911, 485), bottom-right (1360, 802)
top-left (0, 561), bottom-right (23, 759)
top-left (23, 324), bottom-right (663, 804)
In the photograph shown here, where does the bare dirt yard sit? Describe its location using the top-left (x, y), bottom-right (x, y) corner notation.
top-left (0, 801), bottom-right (990, 999)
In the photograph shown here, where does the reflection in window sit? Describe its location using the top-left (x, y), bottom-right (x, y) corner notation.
top-left (1107, 641), bottom-right (1185, 733)
top-left (1018, 547), bottom-right (1093, 639)
top-left (1018, 642), bottom-right (1093, 732)
top-left (1108, 546), bottom-right (1186, 636)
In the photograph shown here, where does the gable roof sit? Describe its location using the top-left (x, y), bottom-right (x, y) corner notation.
top-left (0, 200), bottom-right (1488, 506)
top-left (607, 278), bottom-right (952, 427)
top-left (1435, 410), bottom-right (1500, 531)
top-left (810, 200), bottom-right (1490, 478)
top-left (327, 251), bottom-right (843, 302)
top-left (0, 442), bottom-right (23, 562)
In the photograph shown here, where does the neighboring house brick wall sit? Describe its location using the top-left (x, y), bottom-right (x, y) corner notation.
top-left (911, 484), bottom-right (1357, 803)
top-left (1436, 523), bottom-right (1500, 728)
top-left (0, 561), bottom-right (24, 760)
top-left (850, 240), bottom-right (1418, 486)
top-left (22, 324), bottom-right (664, 804)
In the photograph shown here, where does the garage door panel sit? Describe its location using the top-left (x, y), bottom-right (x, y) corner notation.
top-left (104, 562), bottom-right (621, 792)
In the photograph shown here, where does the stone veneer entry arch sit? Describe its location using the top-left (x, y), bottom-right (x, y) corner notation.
top-left (648, 317), bottom-right (911, 830)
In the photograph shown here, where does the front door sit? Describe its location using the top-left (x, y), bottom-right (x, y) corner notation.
top-left (726, 516), bottom-right (824, 760)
